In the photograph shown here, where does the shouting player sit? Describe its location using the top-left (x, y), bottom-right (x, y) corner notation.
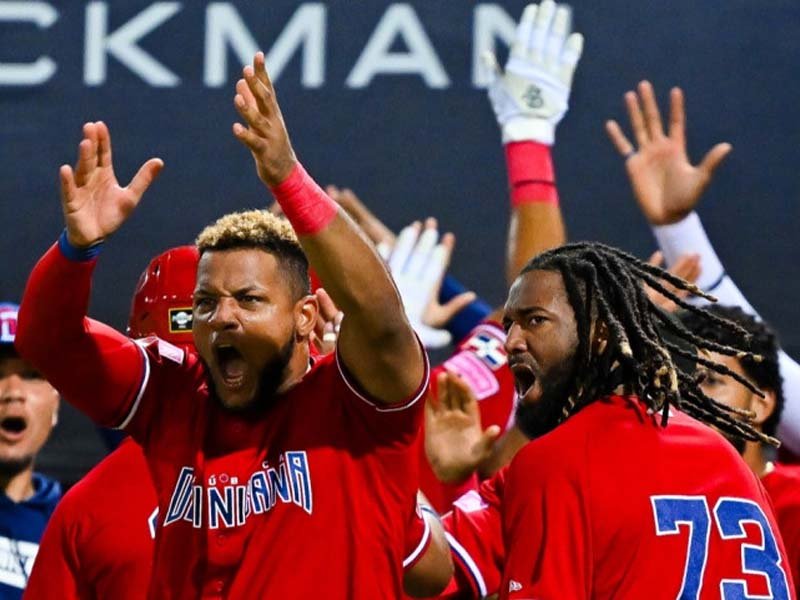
top-left (16, 51), bottom-right (428, 598)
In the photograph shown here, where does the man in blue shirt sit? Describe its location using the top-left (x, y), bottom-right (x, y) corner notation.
top-left (0, 303), bottom-right (61, 598)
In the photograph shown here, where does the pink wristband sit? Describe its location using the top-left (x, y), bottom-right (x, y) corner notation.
top-left (270, 163), bottom-right (339, 235)
top-left (505, 141), bottom-right (558, 207)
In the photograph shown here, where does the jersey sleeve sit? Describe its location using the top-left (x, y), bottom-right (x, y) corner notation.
top-left (501, 443), bottom-right (591, 599)
top-left (439, 472), bottom-right (507, 599)
top-left (403, 500), bottom-right (433, 572)
top-left (333, 339), bottom-right (429, 445)
top-left (23, 498), bottom-right (81, 600)
top-left (16, 242), bottom-right (146, 428)
top-left (652, 212), bottom-right (800, 454)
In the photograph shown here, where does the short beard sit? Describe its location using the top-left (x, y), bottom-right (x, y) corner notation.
top-left (0, 455), bottom-right (34, 478)
top-left (515, 352), bottom-right (578, 440)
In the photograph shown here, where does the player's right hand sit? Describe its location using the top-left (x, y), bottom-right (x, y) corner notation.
top-left (59, 121), bottom-right (163, 247)
top-left (483, 1), bottom-right (583, 145)
top-left (605, 82), bottom-right (732, 225)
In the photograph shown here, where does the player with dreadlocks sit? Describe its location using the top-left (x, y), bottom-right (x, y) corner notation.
top-left (488, 241), bottom-right (796, 599)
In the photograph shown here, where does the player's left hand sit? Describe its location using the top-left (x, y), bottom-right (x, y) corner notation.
top-left (644, 250), bottom-right (701, 313)
top-left (425, 372), bottom-right (502, 484)
top-left (483, 1), bottom-right (584, 145)
top-left (387, 220), bottom-right (475, 349)
top-left (310, 287), bottom-right (343, 356)
top-left (232, 52), bottom-right (297, 187)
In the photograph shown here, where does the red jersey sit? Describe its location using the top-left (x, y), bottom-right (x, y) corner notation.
top-left (500, 395), bottom-right (795, 599)
top-left (17, 244), bottom-right (428, 599)
top-left (421, 322), bottom-right (515, 513)
top-left (762, 462), bottom-right (800, 589)
top-left (24, 438), bottom-right (157, 600)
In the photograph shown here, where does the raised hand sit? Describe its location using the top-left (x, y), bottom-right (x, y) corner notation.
top-left (232, 52), bottom-right (297, 187)
top-left (325, 185), bottom-right (396, 250)
top-left (483, 0), bottom-right (584, 145)
top-left (387, 219), bottom-right (475, 349)
top-left (425, 372), bottom-right (501, 484)
top-left (644, 251), bottom-right (701, 313)
top-left (60, 121), bottom-right (163, 247)
top-left (605, 82), bottom-right (732, 225)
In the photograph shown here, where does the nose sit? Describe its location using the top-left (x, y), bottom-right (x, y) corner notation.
top-left (208, 297), bottom-right (239, 331)
top-left (505, 322), bottom-right (527, 354)
top-left (0, 374), bottom-right (26, 404)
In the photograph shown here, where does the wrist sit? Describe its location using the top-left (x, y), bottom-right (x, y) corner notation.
top-left (505, 141), bottom-right (558, 207)
top-left (59, 230), bottom-right (104, 262)
top-left (269, 162), bottom-right (338, 236)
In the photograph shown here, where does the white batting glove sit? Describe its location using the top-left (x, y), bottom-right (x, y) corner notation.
top-left (483, 1), bottom-right (584, 145)
top-left (387, 222), bottom-right (453, 350)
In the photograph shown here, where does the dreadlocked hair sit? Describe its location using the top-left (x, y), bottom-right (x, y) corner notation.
top-left (519, 242), bottom-right (777, 446)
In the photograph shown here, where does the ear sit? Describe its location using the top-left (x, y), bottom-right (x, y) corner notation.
top-left (591, 319), bottom-right (609, 356)
top-left (294, 294), bottom-right (318, 340)
top-left (751, 388), bottom-right (777, 428)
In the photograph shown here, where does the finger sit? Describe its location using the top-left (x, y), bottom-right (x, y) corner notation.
top-left (253, 51), bottom-right (275, 94)
top-left (624, 92), bottom-right (649, 148)
top-left (232, 122), bottom-right (266, 153)
top-left (59, 165), bottom-right (77, 204)
top-left (638, 80), bottom-right (665, 139)
top-left (243, 64), bottom-right (272, 119)
top-left (315, 287), bottom-right (340, 322)
top-left (477, 425), bottom-right (502, 458)
top-left (321, 321), bottom-right (337, 347)
top-left (234, 92), bottom-right (269, 137)
top-left (236, 78), bottom-right (258, 110)
top-left (436, 292), bottom-right (478, 325)
top-left (668, 87), bottom-right (686, 148)
top-left (685, 255), bottom-right (702, 285)
top-left (127, 158), bottom-right (164, 200)
top-left (647, 250), bottom-right (664, 267)
top-left (480, 51), bottom-right (502, 85)
top-left (511, 4), bottom-right (537, 59)
top-left (438, 372), bottom-right (453, 411)
top-left (450, 374), bottom-right (477, 416)
top-left (95, 121), bottom-right (113, 168)
top-left (73, 138), bottom-right (96, 188)
top-left (545, 5), bottom-right (570, 66)
top-left (420, 233), bottom-right (452, 290)
top-left (558, 32), bottom-right (583, 85)
top-left (698, 143), bottom-right (732, 177)
top-left (529, 0), bottom-right (556, 61)
top-left (605, 120), bottom-right (635, 157)
top-left (407, 220), bottom-right (439, 278)
top-left (387, 222), bottom-right (421, 274)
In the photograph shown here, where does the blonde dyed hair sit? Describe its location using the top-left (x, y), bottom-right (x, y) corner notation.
top-left (195, 209), bottom-right (310, 299)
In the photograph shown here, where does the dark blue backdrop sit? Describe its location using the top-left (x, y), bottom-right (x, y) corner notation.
top-left (2, 1), bottom-right (798, 357)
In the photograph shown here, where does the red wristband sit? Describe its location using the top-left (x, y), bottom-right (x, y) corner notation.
top-left (270, 163), bottom-right (339, 236)
top-left (505, 141), bottom-right (558, 207)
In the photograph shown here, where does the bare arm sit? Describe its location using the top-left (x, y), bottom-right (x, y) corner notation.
top-left (232, 52), bottom-right (424, 404)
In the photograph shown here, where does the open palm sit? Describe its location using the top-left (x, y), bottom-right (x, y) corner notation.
top-left (606, 82), bottom-right (731, 225)
top-left (60, 122), bottom-right (163, 247)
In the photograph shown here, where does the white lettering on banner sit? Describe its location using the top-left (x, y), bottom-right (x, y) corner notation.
top-left (204, 3), bottom-right (325, 87)
top-left (0, 2), bottom-right (58, 85)
top-left (346, 4), bottom-right (448, 89)
top-left (0, 536), bottom-right (38, 590)
top-left (84, 1), bottom-right (182, 86)
top-left (0, 2), bottom-right (517, 89)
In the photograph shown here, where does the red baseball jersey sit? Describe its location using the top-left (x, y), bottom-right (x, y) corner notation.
top-left (18, 244), bottom-right (429, 599)
top-left (24, 438), bottom-right (157, 600)
top-left (762, 462), bottom-right (800, 589)
top-left (500, 394), bottom-right (795, 599)
top-left (421, 322), bottom-right (515, 513)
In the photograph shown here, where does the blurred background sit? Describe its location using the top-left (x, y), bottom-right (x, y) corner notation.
top-left (2, 1), bottom-right (799, 479)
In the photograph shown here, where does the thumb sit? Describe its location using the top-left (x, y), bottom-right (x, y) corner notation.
top-left (481, 51), bottom-right (502, 84)
top-left (476, 425), bottom-right (502, 458)
top-left (698, 143), bottom-right (732, 177)
top-left (128, 158), bottom-right (164, 200)
top-left (433, 291), bottom-right (477, 327)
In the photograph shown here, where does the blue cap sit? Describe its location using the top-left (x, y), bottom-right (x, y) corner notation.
top-left (0, 303), bottom-right (19, 345)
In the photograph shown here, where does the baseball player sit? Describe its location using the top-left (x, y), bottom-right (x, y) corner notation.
top-left (16, 51), bottom-right (428, 598)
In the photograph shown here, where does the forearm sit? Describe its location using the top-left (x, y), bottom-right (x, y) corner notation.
top-left (505, 142), bottom-right (566, 284)
top-left (16, 238), bottom-right (145, 426)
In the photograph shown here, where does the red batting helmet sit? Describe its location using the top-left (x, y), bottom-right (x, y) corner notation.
top-left (127, 246), bottom-right (199, 349)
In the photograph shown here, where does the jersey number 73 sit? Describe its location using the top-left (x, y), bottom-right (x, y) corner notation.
top-left (651, 495), bottom-right (791, 599)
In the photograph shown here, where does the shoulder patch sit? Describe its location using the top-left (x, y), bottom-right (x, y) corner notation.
top-left (444, 352), bottom-right (500, 401)
top-left (460, 325), bottom-right (508, 371)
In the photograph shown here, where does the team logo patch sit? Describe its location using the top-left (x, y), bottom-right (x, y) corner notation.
top-left (169, 307), bottom-right (193, 333)
top-left (444, 352), bottom-right (499, 401)
top-left (462, 328), bottom-right (508, 370)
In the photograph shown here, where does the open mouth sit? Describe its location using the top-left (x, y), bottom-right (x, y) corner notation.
top-left (510, 363), bottom-right (537, 399)
top-left (0, 416), bottom-right (27, 438)
top-left (214, 344), bottom-right (248, 389)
